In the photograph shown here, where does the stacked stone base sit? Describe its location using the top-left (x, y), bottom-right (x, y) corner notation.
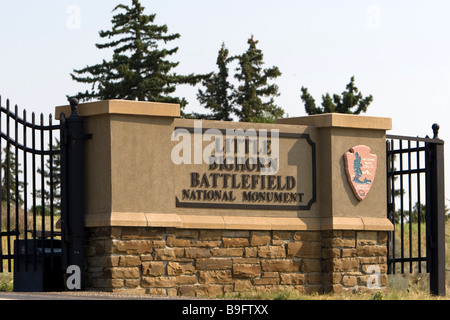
top-left (85, 227), bottom-right (387, 297)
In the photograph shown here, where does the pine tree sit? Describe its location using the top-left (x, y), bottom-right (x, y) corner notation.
top-left (36, 139), bottom-right (61, 211)
top-left (233, 36), bottom-right (284, 123)
top-left (196, 43), bottom-right (234, 121)
top-left (301, 76), bottom-right (373, 115)
top-left (353, 152), bottom-right (363, 182)
top-left (1, 147), bottom-right (24, 204)
top-left (70, 0), bottom-right (205, 113)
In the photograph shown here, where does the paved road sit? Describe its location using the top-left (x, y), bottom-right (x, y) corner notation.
top-left (0, 291), bottom-right (169, 300)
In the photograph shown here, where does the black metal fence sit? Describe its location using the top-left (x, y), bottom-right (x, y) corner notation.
top-left (0, 96), bottom-right (63, 290)
top-left (386, 124), bottom-right (446, 296)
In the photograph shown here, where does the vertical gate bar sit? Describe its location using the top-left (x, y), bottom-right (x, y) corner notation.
top-left (387, 139), bottom-right (395, 274)
top-left (390, 139), bottom-right (396, 274)
top-left (23, 109), bottom-right (28, 272)
top-left (60, 112), bottom-right (67, 277)
top-left (49, 114), bottom-right (55, 270)
top-left (6, 99), bottom-right (11, 272)
top-left (399, 139), bottom-right (404, 273)
top-left (14, 105), bottom-right (19, 272)
top-left (32, 112), bottom-right (37, 271)
top-left (425, 140), bottom-right (431, 275)
top-left (386, 140), bottom-right (391, 274)
top-left (40, 114), bottom-right (45, 261)
top-left (416, 140), bottom-right (422, 273)
top-left (408, 140), bottom-right (412, 273)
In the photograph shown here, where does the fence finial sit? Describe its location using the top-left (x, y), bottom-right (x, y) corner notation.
top-left (69, 98), bottom-right (79, 116)
top-left (432, 123), bottom-right (440, 139)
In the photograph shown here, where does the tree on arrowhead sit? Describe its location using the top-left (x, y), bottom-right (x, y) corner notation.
top-left (301, 76), bottom-right (373, 115)
top-left (353, 152), bottom-right (363, 182)
top-left (233, 35), bottom-right (284, 123)
top-left (70, 0), bottom-right (206, 114)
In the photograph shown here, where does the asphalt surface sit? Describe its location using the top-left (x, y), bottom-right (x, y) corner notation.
top-left (0, 291), bottom-right (171, 300)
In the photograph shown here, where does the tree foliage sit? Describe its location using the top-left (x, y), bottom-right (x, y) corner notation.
top-left (36, 139), bottom-right (61, 211)
top-left (300, 76), bottom-right (373, 115)
top-left (0, 147), bottom-right (24, 204)
top-left (233, 36), bottom-right (284, 123)
top-left (196, 43), bottom-right (234, 121)
top-left (71, 0), bottom-right (206, 113)
top-left (196, 36), bottom-right (284, 123)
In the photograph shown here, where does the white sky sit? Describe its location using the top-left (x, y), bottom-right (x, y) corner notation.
top-left (1, 1), bottom-right (450, 199)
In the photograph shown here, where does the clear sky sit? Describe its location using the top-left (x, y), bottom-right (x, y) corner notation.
top-left (1, 1), bottom-right (450, 198)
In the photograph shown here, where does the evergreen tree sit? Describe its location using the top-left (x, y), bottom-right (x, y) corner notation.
top-left (70, 0), bottom-right (205, 113)
top-left (301, 76), bottom-right (373, 115)
top-left (36, 139), bottom-right (61, 211)
top-left (197, 43), bottom-right (234, 121)
top-left (233, 36), bottom-right (284, 123)
top-left (1, 147), bottom-right (24, 204)
top-left (353, 152), bottom-right (363, 182)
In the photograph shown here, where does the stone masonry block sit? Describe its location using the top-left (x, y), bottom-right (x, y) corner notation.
top-left (185, 248), bottom-right (212, 258)
top-left (118, 255), bottom-right (141, 267)
top-left (286, 241), bottom-right (321, 258)
top-left (280, 273), bottom-right (305, 285)
top-left (167, 262), bottom-right (196, 275)
top-left (328, 258), bottom-right (360, 272)
top-left (196, 258), bottom-right (233, 270)
top-left (142, 261), bottom-right (165, 276)
top-left (261, 259), bottom-right (300, 272)
top-left (199, 230), bottom-right (223, 240)
top-left (121, 228), bottom-right (163, 240)
top-left (199, 270), bottom-right (233, 284)
top-left (250, 232), bottom-right (271, 246)
top-left (166, 236), bottom-right (191, 247)
top-left (356, 245), bottom-right (387, 257)
top-left (356, 232), bottom-right (378, 246)
top-left (232, 264), bottom-right (261, 278)
top-left (166, 228), bottom-right (199, 239)
top-left (257, 246), bottom-right (286, 258)
top-left (223, 237), bottom-right (249, 247)
top-left (105, 267), bottom-right (140, 279)
top-left (107, 240), bottom-right (153, 255)
top-left (154, 248), bottom-right (176, 260)
top-left (210, 248), bottom-right (244, 257)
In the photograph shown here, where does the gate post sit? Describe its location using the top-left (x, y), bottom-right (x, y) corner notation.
top-left (60, 98), bottom-right (90, 290)
top-left (426, 123), bottom-right (446, 296)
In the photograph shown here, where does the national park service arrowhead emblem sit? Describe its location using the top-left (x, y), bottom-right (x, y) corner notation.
top-left (343, 145), bottom-right (377, 201)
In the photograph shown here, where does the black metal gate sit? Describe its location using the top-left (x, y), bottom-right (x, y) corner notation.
top-left (386, 124), bottom-right (446, 296)
top-left (0, 97), bottom-right (89, 292)
top-left (0, 96), bottom-right (63, 291)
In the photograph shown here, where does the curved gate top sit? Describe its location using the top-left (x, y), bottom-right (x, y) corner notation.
top-left (0, 96), bottom-right (63, 291)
